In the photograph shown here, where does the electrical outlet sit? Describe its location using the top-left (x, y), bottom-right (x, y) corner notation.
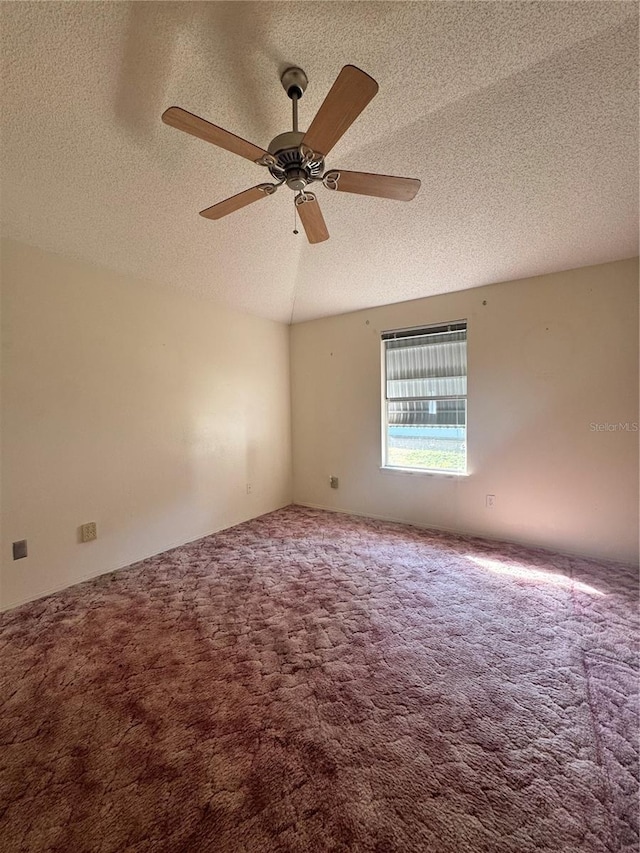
top-left (246, 483), bottom-right (252, 495)
top-left (80, 522), bottom-right (97, 542)
top-left (329, 476), bottom-right (339, 489)
top-left (486, 495), bottom-right (496, 509)
top-left (13, 539), bottom-right (27, 560)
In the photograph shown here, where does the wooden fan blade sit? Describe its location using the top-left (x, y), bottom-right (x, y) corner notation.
top-left (162, 106), bottom-right (267, 163)
top-left (199, 185), bottom-right (275, 220)
top-left (328, 170), bottom-right (421, 201)
top-left (302, 65), bottom-right (378, 157)
top-left (297, 194), bottom-right (329, 244)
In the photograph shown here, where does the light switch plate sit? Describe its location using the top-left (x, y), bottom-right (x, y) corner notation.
top-left (13, 539), bottom-right (27, 560)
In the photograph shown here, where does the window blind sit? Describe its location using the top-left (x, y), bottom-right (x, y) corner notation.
top-left (382, 321), bottom-right (467, 471)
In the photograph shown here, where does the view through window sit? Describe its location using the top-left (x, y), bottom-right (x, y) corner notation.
top-left (382, 322), bottom-right (467, 472)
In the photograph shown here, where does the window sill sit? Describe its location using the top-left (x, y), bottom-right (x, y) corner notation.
top-left (380, 465), bottom-right (469, 478)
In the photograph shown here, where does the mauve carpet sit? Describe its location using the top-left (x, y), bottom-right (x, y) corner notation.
top-left (0, 505), bottom-right (638, 853)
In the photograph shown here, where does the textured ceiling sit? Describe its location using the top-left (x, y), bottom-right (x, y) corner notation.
top-left (1, 1), bottom-right (638, 323)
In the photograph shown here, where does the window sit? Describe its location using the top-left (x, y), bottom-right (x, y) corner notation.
top-left (382, 322), bottom-right (467, 473)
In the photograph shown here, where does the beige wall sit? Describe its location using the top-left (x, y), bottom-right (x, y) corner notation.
top-left (291, 258), bottom-right (639, 564)
top-left (2, 247), bottom-right (637, 612)
top-left (1, 239), bottom-right (292, 609)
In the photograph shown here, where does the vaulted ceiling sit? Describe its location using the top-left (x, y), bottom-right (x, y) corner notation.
top-left (1, 2), bottom-right (638, 323)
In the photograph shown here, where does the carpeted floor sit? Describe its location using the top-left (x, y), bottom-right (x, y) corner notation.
top-left (1, 505), bottom-right (638, 853)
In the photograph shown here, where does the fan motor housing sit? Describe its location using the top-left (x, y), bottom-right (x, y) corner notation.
top-left (267, 131), bottom-right (324, 190)
top-left (268, 131), bottom-right (305, 157)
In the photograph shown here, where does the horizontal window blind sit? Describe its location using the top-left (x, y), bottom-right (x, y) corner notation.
top-left (382, 322), bottom-right (467, 472)
top-left (385, 325), bottom-right (467, 407)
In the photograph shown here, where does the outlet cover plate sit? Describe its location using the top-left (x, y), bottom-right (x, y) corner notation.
top-left (80, 522), bottom-right (97, 542)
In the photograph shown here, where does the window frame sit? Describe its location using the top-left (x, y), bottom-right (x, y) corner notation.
top-left (380, 321), bottom-right (468, 476)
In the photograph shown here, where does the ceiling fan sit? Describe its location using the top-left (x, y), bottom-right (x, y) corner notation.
top-left (162, 65), bottom-right (420, 244)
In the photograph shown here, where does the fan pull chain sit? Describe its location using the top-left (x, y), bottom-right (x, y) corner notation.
top-left (293, 196), bottom-right (299, 235)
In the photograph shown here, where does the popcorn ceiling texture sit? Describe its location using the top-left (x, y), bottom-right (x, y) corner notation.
top-left (0, 506), bottom-right (638, 852)
top-left (0, 2), bottom-right (638, 322)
